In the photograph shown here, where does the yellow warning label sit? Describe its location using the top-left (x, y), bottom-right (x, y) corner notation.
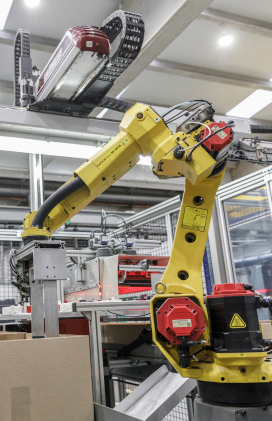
top-left (182, 206), bottom-right (208, 232)
top-left (230, 313), bottom-right (246, 329)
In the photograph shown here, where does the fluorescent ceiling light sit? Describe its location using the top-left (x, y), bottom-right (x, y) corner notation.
top-left (219, 34), bottom-right (233, 46)
top-left (270, 78), bottom-right (272, 82)
top-left (226, 89), bottom-right (272, 118)
top-left (0, 135), bottom-right (152, 166)
top-left (25, 0), bottom-right (40, 7)
top-left (0, 136), bottom-right (99, 159)
top-left (0, 0), bottom-right (13, 30)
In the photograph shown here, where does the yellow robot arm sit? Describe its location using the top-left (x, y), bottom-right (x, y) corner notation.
top-left (22, 102), bottom-right (219, 241)
top-left (22, 101), bottom-right (272, 405)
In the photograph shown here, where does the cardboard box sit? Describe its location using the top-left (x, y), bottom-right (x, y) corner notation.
top-left (101, 322), bottom-right (151, 345)
top-left (0, 334), bottom-right (94, 421)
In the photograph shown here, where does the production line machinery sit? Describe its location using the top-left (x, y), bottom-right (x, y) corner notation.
top-left (63, 210), bottom-right (168, 300)
top-left (14, 10), bottom-right (144, 116)
top-left (10, 99), bottom-right (272, 420)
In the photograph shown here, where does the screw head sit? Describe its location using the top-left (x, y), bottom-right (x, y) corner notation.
top-left (136, 112), bottom-right (144, 119)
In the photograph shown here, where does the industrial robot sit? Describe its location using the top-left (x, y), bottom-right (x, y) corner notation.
top-left (15, 100), bottom-right (272, 420)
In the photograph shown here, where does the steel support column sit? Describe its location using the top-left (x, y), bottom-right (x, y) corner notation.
top-left (29, 153), bottom-right (44, 211)
top-left (165, 213), bottom-right (174, 251)
top-left (44, 280), bottom-right (59, 338)
top-left (30, 269), bottom-right (44, 339)
top-left (83, 310), bottom-right (106, 406)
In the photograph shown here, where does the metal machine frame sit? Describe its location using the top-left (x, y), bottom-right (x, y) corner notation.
top-left (210, 165), bottom-right (272, 285)
top-left (13, 239), bottom-right (67, 338)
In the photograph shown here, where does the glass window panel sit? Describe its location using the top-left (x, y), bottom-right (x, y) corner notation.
top-left (224, 185), bottom-right (271, 319)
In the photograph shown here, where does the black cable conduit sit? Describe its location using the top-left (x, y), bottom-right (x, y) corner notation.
top-left (31, 177), bottom-right (86, 229)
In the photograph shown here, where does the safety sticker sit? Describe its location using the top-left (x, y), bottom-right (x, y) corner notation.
top-left (182, 206), bottom-right (208, 232)
top-left (96, 138), bottom-right (130, 168)
top-left (230, 313), bottom-right (246, 329)
top-left (173, 319), bottom-right (192, 328)
top-left (212, 125), bottom-right (227, 140)
top-left (86, 41), bottom-right (93, 47)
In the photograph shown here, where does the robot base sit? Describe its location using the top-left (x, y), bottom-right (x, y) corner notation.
top-left (194, 397), bottom-right (272, 421)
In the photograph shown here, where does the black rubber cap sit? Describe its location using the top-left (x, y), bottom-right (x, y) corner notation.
top-left (173, 145), bottom-right (185, 159)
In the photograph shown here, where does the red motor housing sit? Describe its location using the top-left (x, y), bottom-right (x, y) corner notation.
top-left (207, 283), bottom-right (255, 299)
top-left (36, 26), bottom-right (110, 102)
top-left (200, 121), bottom-right (234, 161)
top-left (156, 297), bottom-right (206, 344)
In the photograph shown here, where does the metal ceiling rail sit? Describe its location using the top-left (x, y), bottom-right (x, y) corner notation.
top-left (76, 300), bottom-right (150, 312)
top-left (217, 166), bottom-right (272, 201)
top-left (0, 106), bottom-right (119, 146)
top-left (0, 229), bottom-right (97, 242)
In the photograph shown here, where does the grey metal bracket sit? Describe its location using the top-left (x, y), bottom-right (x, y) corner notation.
top-left (14, 240), bottom-right (67, 338)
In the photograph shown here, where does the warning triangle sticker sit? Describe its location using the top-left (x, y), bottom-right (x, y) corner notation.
top-left (230, 313), bottom-right (246, 329)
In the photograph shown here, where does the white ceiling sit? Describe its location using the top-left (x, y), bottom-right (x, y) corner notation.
top-left (0, 0), bottom-right (271, 190)
top-left (211, 0), bottom-right (272, 22)
top-left (5, 0), bottom-right (117, 39)
top-left (157, 19), bottom-right (272, 81)
top-left (120, 70), bottom-right (255, 115)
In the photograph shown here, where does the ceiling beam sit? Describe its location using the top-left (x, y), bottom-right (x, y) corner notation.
top-left (148, 59), bottom-right (272, 91)
top-left (200, 8), bottom-right (272, 38)
top-left (0, 29), bottom-right (58, 53)
top-left (106, 0), bottom-right (214, 98)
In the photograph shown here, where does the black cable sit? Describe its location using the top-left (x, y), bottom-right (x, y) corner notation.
top-left (228, 156), bottom-right (269, 167)
top-left (165, 103), bottom-right (202, 124)
top-left (9, 250), bottom-right (20, 276)
top-left (112, 379), bottom-right (140, 387)
top-left (187, 124), bottom-right (233, 160)
top-left (32, 177), bottom-right (86, 229)
top-left (165, 102), bottom-right (210, 124)
top-left (103, 213), bottom-right (128, 234)
top-left (161, 100), bottom-right (210, 119)
top-left (106, 310), bottom-right (150, 318)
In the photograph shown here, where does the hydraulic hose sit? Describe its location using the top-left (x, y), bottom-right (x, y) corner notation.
top-left (31, 176), bottom-right (86, 229)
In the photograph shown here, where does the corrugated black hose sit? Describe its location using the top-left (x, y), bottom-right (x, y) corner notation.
top-left (31, 177), bottom-right (86, 229)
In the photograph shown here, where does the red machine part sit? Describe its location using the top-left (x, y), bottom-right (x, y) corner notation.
top-left (156, 297), bottom-right (206, 344)
top-left (37, 26), bottom-right (110, 98)
top-left (68, 26), bottom-right (110, 54)
top-left (117, 255), bottom-right (169, 295)
top-left (207, 283), bottom-right (255, 298)
top-left (200, 121), bottom-right (233, 156)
